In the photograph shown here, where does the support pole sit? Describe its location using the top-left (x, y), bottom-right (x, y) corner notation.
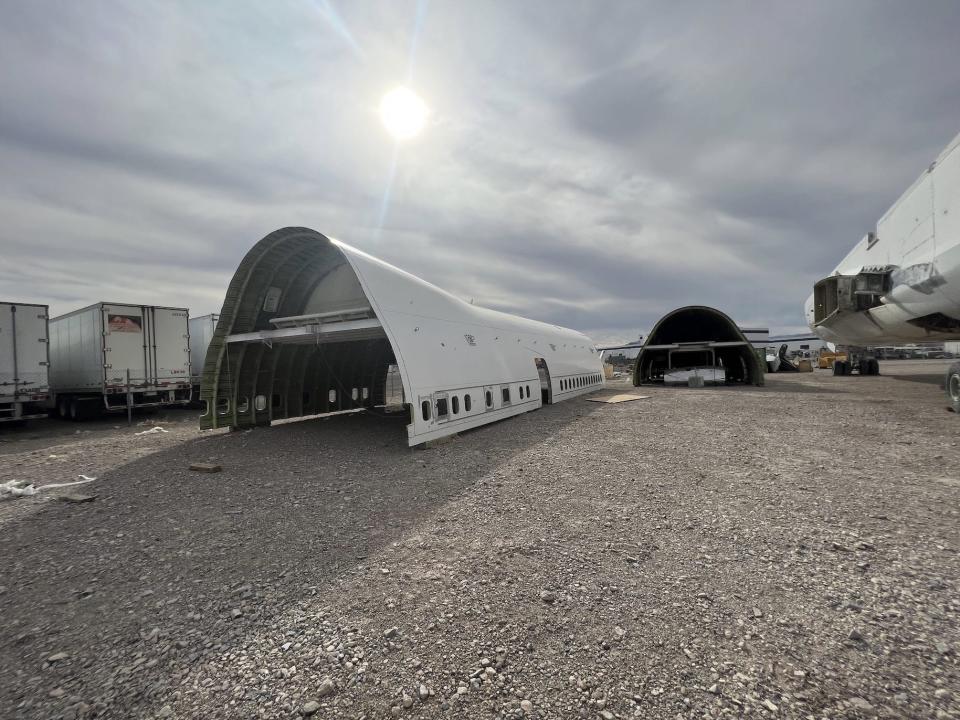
top-left (126, 368), bottom-right (132, 426)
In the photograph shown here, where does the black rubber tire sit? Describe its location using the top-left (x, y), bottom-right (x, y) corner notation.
top-left (57, 395), bottom-right (70, 420)
top-left (833, 360), bottom-right (846, 376)
top-left (946, 362), bottom-right (960, 413)
top-left (69, 397), bottom-right (82, 421)
top-left (869, 358), bottom-right (881, 376)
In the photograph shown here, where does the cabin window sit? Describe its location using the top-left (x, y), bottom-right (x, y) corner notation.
top-left (486, 390), bottom-right (493, 408)
top-left (464, 394), bottom-right (472, 411)
top-left (436, 397), bottom-right (449, 417)
top-left (452, 396), bottom-right (460, 414)
top-left (362, 387), bottom-right (369, 400)
top-left (502, 387), bottom-right (511, 403)
top-left (216, 397), bottom-right (230, 415)
top-left (421, 400), bottom-right (431, 421)
top-left (237, 397), bottom-right (250, 413)
top-left (351, 388), bottom-right (358, 401)
top-left (527, 384), bottom-right (531, 397)
top-left (328, 389), bottom-right (337, 404)
top-left (254, 394), bottom-right (267, 411)
top-left (518, 386), bottom-right (524, 399)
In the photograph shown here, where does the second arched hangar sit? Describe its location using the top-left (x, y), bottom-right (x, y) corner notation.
top-left (199, 227), bottom-right (605, 445)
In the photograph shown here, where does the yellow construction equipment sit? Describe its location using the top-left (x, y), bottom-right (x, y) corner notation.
top-left (818, 350), bottom-right (847, 369)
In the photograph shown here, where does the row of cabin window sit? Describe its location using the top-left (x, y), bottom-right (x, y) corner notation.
top-left (559, 373), bottom-right (601, 392)
top-left (421, 383), bottom-right (535, 422)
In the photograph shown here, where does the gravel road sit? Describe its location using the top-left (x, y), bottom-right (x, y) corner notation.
top-left (1, 360), bottom-right (958, 719)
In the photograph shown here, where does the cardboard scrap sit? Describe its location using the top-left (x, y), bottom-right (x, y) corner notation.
top-left (586, 394), bottom-right (651, 404)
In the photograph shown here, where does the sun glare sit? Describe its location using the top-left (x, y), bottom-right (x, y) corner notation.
top-left (379, 86), bottom-right (428, 141)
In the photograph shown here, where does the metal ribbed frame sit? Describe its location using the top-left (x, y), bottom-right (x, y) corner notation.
top-left (199, 228), bottom-right (397, 430)
top-left (632, 305), bottom-right (765, 386)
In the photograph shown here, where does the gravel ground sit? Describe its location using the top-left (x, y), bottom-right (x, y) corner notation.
top-left (1, 360), bottom-right (958, 720)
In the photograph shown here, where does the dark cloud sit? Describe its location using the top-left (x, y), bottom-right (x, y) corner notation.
top-left (2, 0), bottom-right (959, 342)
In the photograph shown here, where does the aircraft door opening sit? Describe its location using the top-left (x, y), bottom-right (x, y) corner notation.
top-left (535, 357), bottom-right (553, 404)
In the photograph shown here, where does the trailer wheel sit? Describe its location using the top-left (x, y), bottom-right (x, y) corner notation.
top-left (866, 358), bottom-right (880, 376)
top-left (947, 362), bottom-right (960, 413)
top-left (69, 397), bottom-right (82, 421)
top-left (833, 360), bottom-right (847, 376)
top-left (57, 395), bottom-right (70, 420)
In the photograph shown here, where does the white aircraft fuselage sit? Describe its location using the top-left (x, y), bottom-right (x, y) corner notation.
top-left (806, 132), bottom-right (960, 346)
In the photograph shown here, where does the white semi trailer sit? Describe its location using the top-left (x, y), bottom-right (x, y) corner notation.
top-left (0, 302), bottom-right (50, 424)
top-left (48, 303), bottom-right (192, 419)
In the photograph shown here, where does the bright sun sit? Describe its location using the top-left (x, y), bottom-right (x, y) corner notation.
top-left (379, 86), bottom-right (428, 141)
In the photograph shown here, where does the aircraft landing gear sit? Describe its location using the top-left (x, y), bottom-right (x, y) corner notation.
top-left (947, 362), bottom-right (960, 413)
top-left (832, 351), bottom-right (879, 377)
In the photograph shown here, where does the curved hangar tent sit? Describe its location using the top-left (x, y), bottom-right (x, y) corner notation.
top-left (199, 227), bottom-right (605, 445)
top-left (632, 306), bottom-right (764, 386)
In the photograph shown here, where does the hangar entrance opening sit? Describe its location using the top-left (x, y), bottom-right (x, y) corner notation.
top-left (633, 306), bottom-right (764, 387)
top-left (535, 357), bottom-right (553, 404)
top-left (200, 234), bottom-right (408, 430)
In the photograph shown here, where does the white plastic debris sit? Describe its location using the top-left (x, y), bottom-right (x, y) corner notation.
top-left (0, 475), bottom-right (97, 501)
top-left (0, 480), bottom-right (39, 499)
top-left (135, 426), bottom-right (169, 436)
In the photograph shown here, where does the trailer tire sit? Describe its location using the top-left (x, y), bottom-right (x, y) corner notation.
top-left (69, 397), bottom-right (82, 421)
top-left (867, 358), bottom-right (880, 376)
top-left (947, 362), bottom-right (960, 414)
top-left (57, 395), bottom-right (70, 420)
top-left (833, 360), bottom-right (847, 376)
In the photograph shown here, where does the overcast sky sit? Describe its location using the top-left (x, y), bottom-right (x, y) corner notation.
top-left (2, 1), bottom-right (959, 343)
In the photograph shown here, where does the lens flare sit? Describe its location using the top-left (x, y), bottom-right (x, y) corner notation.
top-left (379, 86), bottom-right (428, 140)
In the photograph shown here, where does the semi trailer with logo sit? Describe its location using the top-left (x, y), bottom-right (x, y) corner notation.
top-left (48, 303), bottom-right (192, 419)
top-left (0, 302), bottom-right (50, 424)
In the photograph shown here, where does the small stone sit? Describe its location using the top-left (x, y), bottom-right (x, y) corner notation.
top-left (599, 711), bottom-right (614, 720)
top-left (752, 607), bottom-right (763, 619)
top-left (47, 652), bottom-right (69, 663)
top-left (230, 608), bottom-right (243, 619)
top-left (189, 463), bottom-right (222, 473)
top-left (390, 707), bottom-right (401, 717)
top-left (301, 700), bottom-right (321, 716)
top-left (708, 684), bottom-right (719, 695)
top-left (457, 686), bottom-right (468, 695)
top-left (384, 627), bottom-right (398, 639)
top-left (418, 684), bottom-right (429, 700)
top-left (55, 493), bottom-right (97, 503)
top-left (520, 699), bottom-right (534, 714)
top-left (317, 677), bottom-right (335, 698)
top-left (402, 693), bottom-right (414, 709)
top-left (762, 698), bottom-right (778, 712)
top-left (613, 626), bottom-right (626, 639)
top-left (480, 657), bottom-right (491, 667)
top-left (540, 590), bottom-right (557, 604)
top-left (848, 697), bottom-right (873, 711)
top-left (157, 706), bottom-right (173, 718)
top-left (934, 688), bottom-right (951, 700)
top-left (49, 687), bottom-right (65, 698)
top-left (848, 629), bottom-right (865, 643)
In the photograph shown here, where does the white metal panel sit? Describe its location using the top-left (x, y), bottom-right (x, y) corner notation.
top-left (102, 304), bottom-right (148, 386)
top-left (189, 314), bottom-right (219, 383)
top-left (932, 138), bottom-right (960, 308)
top-left (151, 307), bottom-right (191, 382)
top-left (0, 302), bottom-right (49, 401)
top-left (49, 304), bottom-right (105, 392)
